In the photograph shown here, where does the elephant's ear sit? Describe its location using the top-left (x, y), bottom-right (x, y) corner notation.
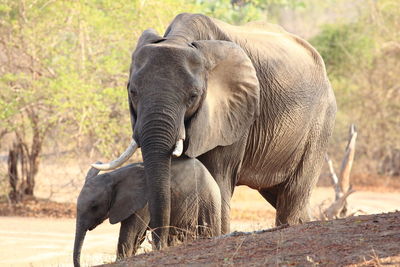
top-left (135, 28), bottom-right (164, 50)
top-left (84, 162), bottom-right (101, 183)
top-left (109, 167), bottom-right (148, 224)
top-left (185, 40), bottom-right (260, 158)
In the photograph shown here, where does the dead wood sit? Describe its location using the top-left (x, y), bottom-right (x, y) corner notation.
top-left (321, 124), bottom-right (358, 219)
top-left (339, 124), bottom-right (357, 194)
top-left (323, 187), bottom-right (355, 220)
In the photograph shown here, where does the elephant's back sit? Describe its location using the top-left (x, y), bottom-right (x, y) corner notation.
top-left (166, 13), bottom-right (328, 86)
top-left (213, 18), bottom-right (326, 75)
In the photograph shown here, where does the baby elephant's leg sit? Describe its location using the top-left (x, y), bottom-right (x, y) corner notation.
top-left (117, 209), bottom-right (150, 260)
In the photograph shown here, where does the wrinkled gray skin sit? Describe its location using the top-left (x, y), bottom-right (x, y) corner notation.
top-left (73, 158), bottom-right (221, 267)
top-left (125, 13), bottom-right (336, 248)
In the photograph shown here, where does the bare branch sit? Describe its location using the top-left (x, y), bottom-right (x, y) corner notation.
top-left (339, 124), bottom-right (358, 194)
top-left (325, 153), bottom-right (342, 200)
top-left (320, 124), bottom-right (358, 219)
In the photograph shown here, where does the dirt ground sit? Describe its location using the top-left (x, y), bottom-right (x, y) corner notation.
top-left (107, 211), bottom-right (400, 267)
top-left (1, 186), bottom-right (400, 266)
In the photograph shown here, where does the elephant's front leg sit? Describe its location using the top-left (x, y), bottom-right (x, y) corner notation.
top-left (117, 209), bottom-right (150, 260)
top-left (198, 137), bottom-right (247, 234)
top-left (197, 159), bottom-right (233, 234)
top-left (214, 178), bottom-right (233, 234)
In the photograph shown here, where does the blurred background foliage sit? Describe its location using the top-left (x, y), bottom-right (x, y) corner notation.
top-left (0, 0), bottom-right (399, 197)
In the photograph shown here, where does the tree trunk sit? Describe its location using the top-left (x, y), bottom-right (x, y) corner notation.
top-left (8, 143), bottom-right (21, 203)
top-left (7, 133), bottom-right (42, 202)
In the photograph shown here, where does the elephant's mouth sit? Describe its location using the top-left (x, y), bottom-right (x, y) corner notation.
top-left (88, 217), bottom-right (107, 231)
top-left (88, 225), bottom-right (97, 231)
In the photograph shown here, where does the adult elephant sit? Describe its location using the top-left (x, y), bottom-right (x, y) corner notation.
top-left (93, 13), bottom-right (336, 248)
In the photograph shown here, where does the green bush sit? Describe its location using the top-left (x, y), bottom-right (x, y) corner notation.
top-left (311, 23), bottom-right (375, 78)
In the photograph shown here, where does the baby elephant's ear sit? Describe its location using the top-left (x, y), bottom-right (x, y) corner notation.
top-left (85, 162), bottom-right (102, 182)
top-left (109, 167), bottom-right (148, 224)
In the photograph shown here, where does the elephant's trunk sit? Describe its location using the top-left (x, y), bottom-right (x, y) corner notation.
top-left (138, 107), bottom-right (179, 249)
top-left (73, 221), bottom-right (87, 267)
top-left (142, 150), bottom-right (171, 249)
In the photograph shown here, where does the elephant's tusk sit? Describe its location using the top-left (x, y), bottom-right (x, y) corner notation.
top-left (91, 140), bottom-right (139, 170)
top-left (172, 139), bottom-right (183, 157)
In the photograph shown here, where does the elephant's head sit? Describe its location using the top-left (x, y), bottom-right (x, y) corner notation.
top-left (92, 28), bottom-right (260, 247)
top-left (73, 163), bottom-right (147, 267)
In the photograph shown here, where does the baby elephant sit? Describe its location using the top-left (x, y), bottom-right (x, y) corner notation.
top-left (73, 158), bottom-right (221, 267)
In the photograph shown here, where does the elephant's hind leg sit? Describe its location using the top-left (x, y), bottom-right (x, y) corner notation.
top-left (275, 139), bottom-right (328, 225)
top-left (275, 183), bottom-right (313, 226)
top-left (259, 183), bottom-right (311, 226)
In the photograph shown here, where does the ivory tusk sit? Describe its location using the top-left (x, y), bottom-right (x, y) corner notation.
top-left (91, 140), bottom-right (138, 170)
top-left (172, 139), bottom-right (183, 158)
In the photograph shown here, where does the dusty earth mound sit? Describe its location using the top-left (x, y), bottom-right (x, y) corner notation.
top-left (0, 199), bottom-right (75, 218)
top-left (104, 212), bottom-right (400, 266)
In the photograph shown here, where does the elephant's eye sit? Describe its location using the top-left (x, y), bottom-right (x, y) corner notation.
top-left (189, 42), bottom-right (198, 49)
top-left (129, 87), bottom-right (139, 100)
top-left (127, 82), bottom-right (138, 98)
top-left (189, 91), bottom-right (199, 102)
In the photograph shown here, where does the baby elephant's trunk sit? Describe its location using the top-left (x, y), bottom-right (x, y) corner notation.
top-left (73, 221), bottom-right (87, 267)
